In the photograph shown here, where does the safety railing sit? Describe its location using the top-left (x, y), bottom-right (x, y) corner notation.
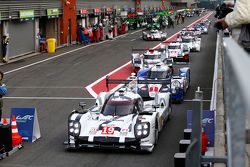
top-left (184, 30), bottom-right (250, 167)
top-left (222, 31), bottom-right (250, 167)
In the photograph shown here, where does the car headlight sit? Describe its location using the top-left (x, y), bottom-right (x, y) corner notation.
top-left (143, 130), bottom-right (148, 135)
top-left (172, 89), bottom-right (176, 94)
top-left (134, 122), bottom-right (150, 139)
top-left (69, 121), bottom-right (81, 136)
top-left (137, 131), bottom-right (142, 136)
top-left (171, 80), bottom-right (181, 88)
top-left (137, 124), bottom-right (142, 130)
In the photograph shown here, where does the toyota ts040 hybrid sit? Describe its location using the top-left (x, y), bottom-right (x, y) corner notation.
top-left (66, 78), bottom-right (171, 152)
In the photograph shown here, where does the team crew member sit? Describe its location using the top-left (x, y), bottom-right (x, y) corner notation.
top-left (0, 71), bottom-right (7, 123)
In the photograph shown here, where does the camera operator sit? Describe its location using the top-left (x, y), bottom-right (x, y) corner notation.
top-left (214, 0), bottom-right (250, 30)
top-left (215, 3), bottom-right (233, 19)
top-left (214, 0), bottom-right (250, 51)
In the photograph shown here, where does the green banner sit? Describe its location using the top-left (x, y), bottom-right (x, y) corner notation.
top-left (47, 8), bottom-right (59, 17)
top-left (19, 10), bottom-right (34, 19)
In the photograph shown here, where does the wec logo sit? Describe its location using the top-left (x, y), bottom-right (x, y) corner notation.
top-left (16, 115), bottom-right (34, 122)
top-left (202, 118), bottom-right (214, 124)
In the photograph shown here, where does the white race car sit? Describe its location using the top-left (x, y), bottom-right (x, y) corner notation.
top-left (142, 29), bottom-right (167, 41)
top-left (137, 62), bottom-right (190, 103)
top-left (66, 79), bottom-right (171, 152)
top-left (178, 28), bottom-right (202, 40)
top-left (179, 36), bottom-right (201, 52)
top-left (131, 48), bottom-right (168, 73)
top-left (166, 42), bottom-right (190, 62)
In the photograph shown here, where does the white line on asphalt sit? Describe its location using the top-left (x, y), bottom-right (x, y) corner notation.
top-left (120, 34), bottom-right (127, 38)
top-left (130, 29), bottom-right (144, 35)
top-left (85, 61), bottom-right (131, 98)
top-left (4, 32), bottom-right (130, 75)
top-left (4, 40), bottom-right (107, 75)
top-left (130, 39), bottom-right (136, 41)
top-left (3, 96), bottom-right (95, 100)
top-left (183, 100), bottom-right (211, 102)
top-left (7, 86), bottom-right (83, 89)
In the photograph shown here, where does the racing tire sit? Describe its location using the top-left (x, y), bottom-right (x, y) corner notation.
top-left (167, 105), bottom-right (172, 121)
top-left (180, 95), bottom-right (184, 103)
top-left (74, 139), bottom-right (80, 149)
top-left (154, 120), bottom-right (159, 146)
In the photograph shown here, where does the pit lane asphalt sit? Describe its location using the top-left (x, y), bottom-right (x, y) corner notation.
top-left (1, 13), bottom-right (217, 167)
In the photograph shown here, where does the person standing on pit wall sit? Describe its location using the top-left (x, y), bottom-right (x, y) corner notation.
top-left (167, 16), bottom-right (174, 29)
top-left (84, 26), bottom-right (89, 45)
top-left (88, 25), bottom-right (93, 43)
top-left (176, 14), bottom-right (180, 25)
top-left (215, 0), bottom-right (250, 50)
top-left (2, 35), bottom-right (9, 63)
top-left (215, 0), bottom-right (250, 28)
top-left (79, 25), bottom-right (84, 44)
top-left (0, 71), bottom-right (7, 124)
top-left (181, 14), bottom-right (185, 24)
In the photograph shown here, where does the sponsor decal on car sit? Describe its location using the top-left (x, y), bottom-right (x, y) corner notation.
top-left (101, 126), bottom-right (115, 135)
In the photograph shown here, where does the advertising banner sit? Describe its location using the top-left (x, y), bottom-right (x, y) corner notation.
top-left (19, 10), bottom-right (34, 21)
top-left (187, 110), bottom-right (215, 147)
top-left (11, 108), bottom-right (41, 142)
top-left (47, 8), bottom-right (59, 18)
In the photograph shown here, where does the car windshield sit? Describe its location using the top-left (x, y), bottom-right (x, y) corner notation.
top-left (151, 31), bottom-right (158, 34)
top-left (168, 45), bottom-right (181, 49)
top-left (134, 58), bottom-right (141, 64)
top-left (144, 54), bottom-right (159, 59)
top-left (183, 32), bottom-right (194, 36)
top-left (182, 38), bottom-right (193, 43)
top-left (102, 100), bottom-right (134, 116)
top-left (149, 71), bottom-right (168, 79)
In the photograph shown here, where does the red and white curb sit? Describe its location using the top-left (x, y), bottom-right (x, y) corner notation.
top-left (86, 12), bottom-right (213, 98)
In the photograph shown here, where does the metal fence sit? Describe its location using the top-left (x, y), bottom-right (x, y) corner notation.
top-left (185, 31), bottom-right (250, 167)
top-left (222, 32), bottom-right (250, 167)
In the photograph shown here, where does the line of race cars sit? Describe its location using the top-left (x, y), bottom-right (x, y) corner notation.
top-left (65, 18), bottom-right (211, 153)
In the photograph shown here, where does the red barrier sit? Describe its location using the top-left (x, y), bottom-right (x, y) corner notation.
top-left (121, 23), bottom-right (126, 34)
top-left (99, 27), bottom-right (104, 41)
top-left (93, 28), bottom-right (99, 42)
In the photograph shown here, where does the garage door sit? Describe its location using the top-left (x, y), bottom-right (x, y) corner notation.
top-left (9, 20), bottom-right (35, 58)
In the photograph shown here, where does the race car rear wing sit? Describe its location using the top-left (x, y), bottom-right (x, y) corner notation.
top-left (164, 58), bottom-right (190, 66)
top-left (106, 75), bottom-right (171, 91)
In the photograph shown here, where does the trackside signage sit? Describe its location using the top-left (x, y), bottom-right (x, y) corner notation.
top-left (47, 8), bottom-right (59, 18)
top-left (11, 108), bottom-right (41, 142)
top-left (19, 10), bottom-right (34, 21)
top-left (187, 110), bottom-right (215, 147)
